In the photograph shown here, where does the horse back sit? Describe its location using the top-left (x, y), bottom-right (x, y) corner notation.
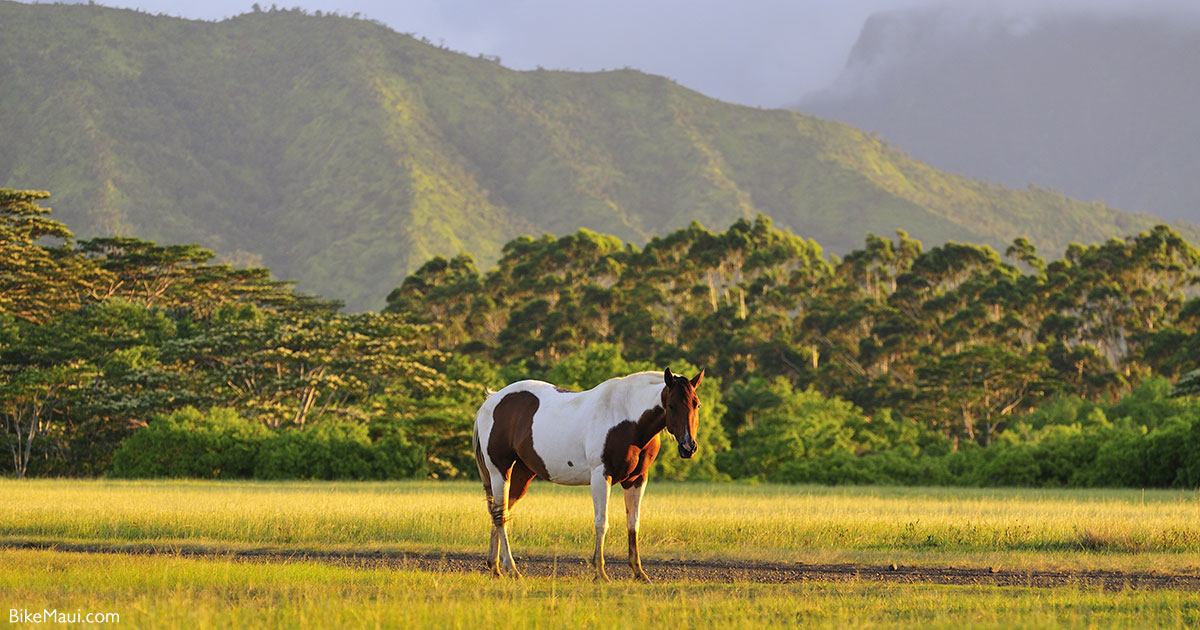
top-left (475, 381), bottom-right (601, 486)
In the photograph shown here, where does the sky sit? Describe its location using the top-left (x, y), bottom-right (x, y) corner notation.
top-left (39, 0), bottom-right (928, 106)
top-left (37, 0), bottom-right (1200, 107)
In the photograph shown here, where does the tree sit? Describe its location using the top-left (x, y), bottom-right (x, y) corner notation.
top-left (0, 300), bottom-right (181, 476)
top-left (914, 345), bottom-right (1050, 446)
top-left (169, 308), bottom-right (447, 428)
top-left (0, 189), bottom-right (110, 323)
top-left (79, 236), bottom-right (338, 315)
top-left (1172, 369), bottom-right (1200, 398)
top-left (1, 361), bottom-right (94, 478)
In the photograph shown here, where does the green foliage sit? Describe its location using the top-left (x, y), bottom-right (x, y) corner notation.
top-left (762, 380), bottom-right (1200, 488)
top-left (8, 181), bottom-right (1200, 489)
top-left (390, 215), bottom-right (1200, 478)
top-left (112, 407), bottom-right (426, 480)
top-left (110, 407), bottom-right (268, 479)
top-left (543, 343), bottom-right (649, 390)
top-left (254, 420), bottom-right (425, 480)
top-left (366, 354), bottom-right (504, 479)
top-left (1171, 369), bottom-right (1200, 398)
top-left (0, 189), bottom-right (109, 324)
top-left (716, 378), bottom-right (923, 481)
top-left (168, 310), bottom-right (444, 428)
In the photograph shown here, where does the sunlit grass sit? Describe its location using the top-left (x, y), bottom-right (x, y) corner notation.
top-left (3, 549), bottom-right (1198, 630)
top-left (3, 480), bottom-right (1200, 573)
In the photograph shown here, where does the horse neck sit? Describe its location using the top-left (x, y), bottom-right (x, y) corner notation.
top-left (631, 403), bottom-right (666, 448)
top-left (617, 379), bottom-right (667, 448)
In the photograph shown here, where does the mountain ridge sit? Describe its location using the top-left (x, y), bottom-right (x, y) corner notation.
top-left (1, 1), bottom-right (1194, 310)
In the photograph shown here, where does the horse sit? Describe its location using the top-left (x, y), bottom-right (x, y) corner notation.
top-left (472, 367), bottom-right (704, 582)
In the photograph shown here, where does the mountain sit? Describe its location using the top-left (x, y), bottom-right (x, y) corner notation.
top-left (801, 7), bottom-right (1200, 226)
top-left (1, 2), bottom-right (1193, 310)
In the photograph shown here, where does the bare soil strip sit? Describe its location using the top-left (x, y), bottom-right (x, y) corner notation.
top-left (5, 539), bottom-right (1198, 591)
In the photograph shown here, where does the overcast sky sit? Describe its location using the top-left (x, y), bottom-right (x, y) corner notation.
top-left (39, 0), bottom-right (1200, 107)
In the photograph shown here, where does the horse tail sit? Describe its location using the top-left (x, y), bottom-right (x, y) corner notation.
top-left (474, 386), bottom-right (505, 500)
top-left (472, 419), bottom-right (493, 500)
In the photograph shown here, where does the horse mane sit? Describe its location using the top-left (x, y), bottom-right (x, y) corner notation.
top-left (589, 371), bottom-right (662, 394)
top-left (589, 371), bottom-right (665, 418)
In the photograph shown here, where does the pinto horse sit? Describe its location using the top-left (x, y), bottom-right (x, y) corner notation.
top-left (472, 367), bottom-right (704, 582)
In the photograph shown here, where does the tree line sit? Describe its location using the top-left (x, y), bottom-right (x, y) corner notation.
top-left (4, 187), bottom-right (1200, 485)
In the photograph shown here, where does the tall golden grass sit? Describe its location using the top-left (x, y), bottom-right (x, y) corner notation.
top-left (3, 480), bottom-right (1199, 573)
top-left (3, 548), bottom-right (1198, 630)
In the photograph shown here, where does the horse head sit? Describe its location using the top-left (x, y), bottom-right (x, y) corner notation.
top-left (662, 368), bottom-right (704, 459)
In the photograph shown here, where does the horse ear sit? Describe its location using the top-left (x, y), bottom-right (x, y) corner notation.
top-left (664, 368), bottom-right (676, 386)
top-left (690, 368), bottom-right (705, 388)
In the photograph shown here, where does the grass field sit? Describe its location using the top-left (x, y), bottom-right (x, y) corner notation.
top-left (3, 480), bottom-right (1200, 572)
top-left (4, 548), bottom-right (1199, 630)
top-left (3, 480), bottom-right (1200, 628)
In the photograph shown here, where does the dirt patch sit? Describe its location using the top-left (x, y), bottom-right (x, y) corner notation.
top-left (5, 539), bottom-right (1198, 591)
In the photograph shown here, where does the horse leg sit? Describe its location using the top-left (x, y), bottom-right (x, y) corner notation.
top-left (498, 461), bottom-right (536, 578)
top-left (474, 428), bottom-right (505, 578)
top-left (588, 467), bottom-right (612, 582)
top-left (487, 463), bottom-right (520, 578)
top-left (622, 479), bottom-right (651, 583)
top-left (487, 523), bottom-right (502, 577)
top-left (485, 463), bottom-right (513, 578)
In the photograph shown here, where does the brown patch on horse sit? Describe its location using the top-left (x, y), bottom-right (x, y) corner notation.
top-left (620, 470), bottom-right (650, 490)
top-left (602, 405), bottom-right (665, 484)
top-left (488, 391), bottom-right (552, 481)
top-left (618, 439), bottom-right (658, 489)
top-left (508, 460), bottom-right (537, 508)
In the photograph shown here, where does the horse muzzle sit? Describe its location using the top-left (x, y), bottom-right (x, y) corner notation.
top-left (677, 438), bottom-right (697, 459)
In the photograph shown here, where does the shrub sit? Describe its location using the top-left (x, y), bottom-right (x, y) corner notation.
top-left (252, 420), bottom-right (427, 480)
top-left (110, 407), bottom-right (268, 478)
top-left (112, 409), bottom-right (426, 480)
top-left (255, 422), bottom-right (375, 480)
top-left (718, 379), bottom-right (866, 480)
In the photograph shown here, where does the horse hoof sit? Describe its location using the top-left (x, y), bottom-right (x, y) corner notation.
top-left (635, 572), bottom-right (652, 584)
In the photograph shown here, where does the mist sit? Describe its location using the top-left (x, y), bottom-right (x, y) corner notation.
top-left (35, 0), bottom-right (1200, 107)
top-left (813, 0), bottom-right (1200, 101)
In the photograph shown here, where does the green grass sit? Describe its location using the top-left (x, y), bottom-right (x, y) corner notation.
top-left (5, 480), bottom-right (1199, 628)
top-left (3, 480), bottom-right (1200, 574)
top-left (3, 548), bottom-right (1199, 630)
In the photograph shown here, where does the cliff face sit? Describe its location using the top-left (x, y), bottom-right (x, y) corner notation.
top-left (803, 8), bottom-right (1200, 226)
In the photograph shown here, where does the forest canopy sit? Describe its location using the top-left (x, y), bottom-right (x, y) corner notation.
top-left (4, 188), bottom-right (1200, 486)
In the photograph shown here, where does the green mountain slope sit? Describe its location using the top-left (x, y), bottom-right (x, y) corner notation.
top-left (1, 2), bottom-right (1192, 310)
